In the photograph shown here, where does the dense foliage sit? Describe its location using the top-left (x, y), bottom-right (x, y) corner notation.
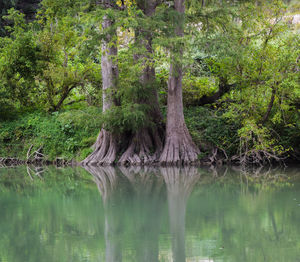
top-left (0, 0), bottom-right (299, 164)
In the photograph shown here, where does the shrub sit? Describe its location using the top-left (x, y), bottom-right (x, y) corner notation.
top-left (0, 106), bottom-right (102, 160)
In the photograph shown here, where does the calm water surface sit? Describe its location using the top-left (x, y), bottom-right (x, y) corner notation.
top-left (0, 166), bottom-right (299, 262)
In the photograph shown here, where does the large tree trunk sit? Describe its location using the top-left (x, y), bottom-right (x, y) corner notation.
top-left (82, 14), bottom-right (118, 166)
top-left (160, 0), bottom-right (200, 165)
top-left (118, 1), bottom-right (164, 165)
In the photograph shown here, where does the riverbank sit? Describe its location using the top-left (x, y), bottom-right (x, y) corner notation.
top-left (0, 105), bottom-right (299, 166)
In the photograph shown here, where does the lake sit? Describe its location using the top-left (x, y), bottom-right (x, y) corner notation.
top-left (0, 166), bottom-right (299, 262)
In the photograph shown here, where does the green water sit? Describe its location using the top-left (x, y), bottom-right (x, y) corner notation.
top-left (0, 166), bottom-right (299, 262)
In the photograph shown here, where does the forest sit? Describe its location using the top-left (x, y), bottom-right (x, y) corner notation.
top-left (0, 0), bottom-right (299, 166)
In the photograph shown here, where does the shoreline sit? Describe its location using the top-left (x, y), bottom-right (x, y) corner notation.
top-left (1, 156), bottom-right (298, 168)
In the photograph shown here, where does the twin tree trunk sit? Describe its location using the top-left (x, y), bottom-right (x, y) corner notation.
top-left (83, 0), bottom-right (200, 166)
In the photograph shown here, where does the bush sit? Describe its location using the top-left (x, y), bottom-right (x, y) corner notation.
top-left (0, 106), bottom-right (102, 160)
top-left (185, 107), bottom-right (241, 156)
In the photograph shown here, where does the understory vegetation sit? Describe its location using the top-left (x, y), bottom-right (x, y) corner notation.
top-left (0, 106), bottom-right (239, 161)
top-left (0, 0), bottom-right (299, 165)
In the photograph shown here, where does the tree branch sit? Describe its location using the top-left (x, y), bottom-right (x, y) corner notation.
top-left (261, 86), bottom-right (276, 125)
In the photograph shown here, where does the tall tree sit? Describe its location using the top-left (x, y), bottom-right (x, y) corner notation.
top-left (82, 1), bottom-right (119, 165)
top-left (160, 0), bottom-right (200, 165)
top-left (118, 0), bottom-right (164, 165)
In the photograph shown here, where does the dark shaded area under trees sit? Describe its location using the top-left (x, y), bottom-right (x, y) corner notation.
top-left (0, 0), bottom-right (41, 36)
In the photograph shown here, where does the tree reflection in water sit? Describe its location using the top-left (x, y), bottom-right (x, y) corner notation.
top-left (84, 166), bottom-right (123, 262)
top-left (161, 167), bottom-right (200, 262)
top-left (85, 166), bottom-right (166, 262)
top-left (85, 166), bottom-right (200, 262)
top-left (120, 166), bottom-right (165, 262)
top-left (82, 166), bottom-right (300, 262)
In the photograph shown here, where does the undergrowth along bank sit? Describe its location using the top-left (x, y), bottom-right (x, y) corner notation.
top-left (0, 105), bottom-right (298, 165)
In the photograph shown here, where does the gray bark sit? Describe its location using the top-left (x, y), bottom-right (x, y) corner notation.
top-left (160, 0), bottom-right (200, 165)
top-left (118, 1), bottom-right (164, 165)
top-left (101, 16), bottom-right (118, 113)
top-left (82, 14), bottom-right (118, 166)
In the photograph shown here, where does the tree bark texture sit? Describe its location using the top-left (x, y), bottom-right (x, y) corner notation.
top-left (82, 14), bottom-right (118, 166)
top-left (118, 1), bottom-right (164, 165)
top-left (160, 0), bottom-right (200, 165)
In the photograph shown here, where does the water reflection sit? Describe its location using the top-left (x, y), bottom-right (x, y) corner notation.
top-left (86, 166), bottom-right (167, 262)
top-left (120, 166), bottom-right (164, 262)
top-left (85, 166), bottom-right (123, 262)
top-left (0, 166), bottom-right (299, 261)
top-left (85, 166), bottom-right (201, 262)
top-left (161, 167), bottom-right (200, 262)
top-left (82, 166), bottom-right (300, 262)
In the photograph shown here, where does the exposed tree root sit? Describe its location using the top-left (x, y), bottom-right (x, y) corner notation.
top-left (118, 128), bottom-right (163, 166)
top-left (160, 128), bottom-right (200, 166)
top-left (199, 147), bottom-right (229, 166)
top-left (81, 129), bottom-right (117, 166)
top-left (231, 149), bottom-right (287, 167)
